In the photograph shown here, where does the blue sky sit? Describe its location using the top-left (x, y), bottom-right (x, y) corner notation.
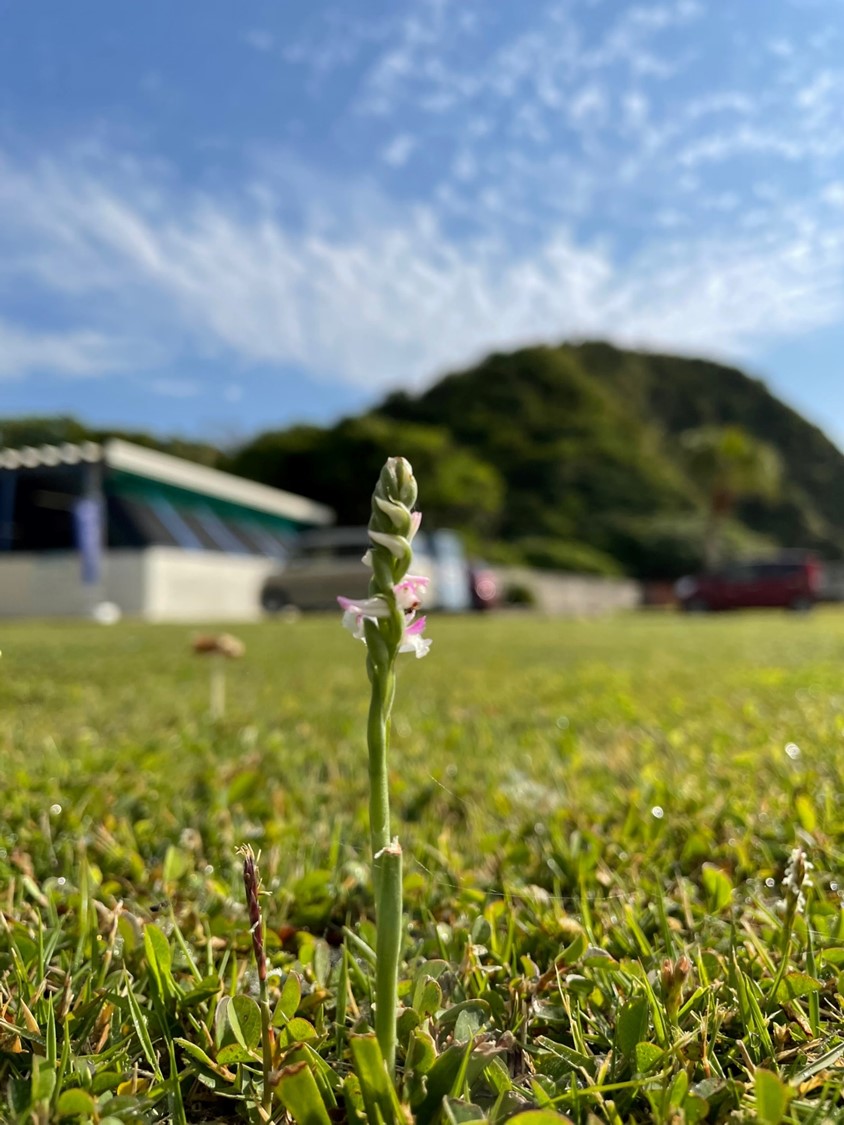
top-left (2, 0), bottom-right (844, 446)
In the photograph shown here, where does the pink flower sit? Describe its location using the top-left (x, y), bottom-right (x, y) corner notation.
top-left (394, 574), bottom-right (429, 612)
top-left (337, 594), bottom-right (390, 639)
top-left (399, 614), bottom-right (431, 659)
top-left (337, 586), bottom-right (432, 657)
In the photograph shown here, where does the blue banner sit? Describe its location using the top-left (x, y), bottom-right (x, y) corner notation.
top-left (74, 497), bottom-right (103, 585)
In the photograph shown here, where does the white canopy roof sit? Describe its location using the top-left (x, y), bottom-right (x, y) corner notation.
top-left (0, 438), bottom-right (334, 527)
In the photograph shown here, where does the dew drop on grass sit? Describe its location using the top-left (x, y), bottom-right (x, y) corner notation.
top-left (785, 742), bottom-right (801, 760)
top-left (556, 716), bottom-right (569, 730)
top-left (57, 877), bottom-right (66, 887)
top-left (50, 803), bottom-right (62, 815)
top-left (765, 878), bottom-right (775, 888)
top-left (651, 806), bottom-right (664, 819)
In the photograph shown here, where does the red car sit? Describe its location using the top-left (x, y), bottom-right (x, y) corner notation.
top-left (676, 556), bottom-right (821, 613)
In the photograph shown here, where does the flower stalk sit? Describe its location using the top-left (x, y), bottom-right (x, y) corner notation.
top-left (337, 456), bottom-right (430, 1080)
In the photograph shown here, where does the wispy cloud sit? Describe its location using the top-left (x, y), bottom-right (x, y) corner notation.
top-left (3, 0), bottom-right (844, 404)
top-left (1, 144), bottom-right (843, 392)
top-left (150, 378), bottom-right (201, 398)
top-left (242, 29), bottom-right (275, 53)
top-left (381, 133), bottom-right (417, 168)
top-left (0, 318), bottom-right (132, 380)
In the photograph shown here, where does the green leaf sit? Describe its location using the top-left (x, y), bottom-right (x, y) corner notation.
top-left (273, 972), bottom-right (303, 1025)
top-left (443, 1098), bottom-right (489, 1123)
top-left (123, 973), bottom-right (162, 1078)
top-left (396, 1005), bottom-right (422, 1046)
top-left (342, 1073), bottom-right (367, 1125)
top-left (407, 1028), bottom-right (437, 1074)
top-left (794, 793), bottom-right (816, 832)
top-left (615, 995), bottom-right (648, 1059)
top-left (774, 971), bottom-right (821, 1004)
top-left (56, 1088), bottom-right (97, 1118)
top-left (559, 931), bottom-right (587, 964)
top-left (278, 1017), bottom-right (319, 1047)
top-left (216, 994), bottom-right (262, 1051)
top-left (411, 1039), bottom-right (503, 1119)
top-left (144, 923), bottom-right (176, 999)
top-left (701, 863), bottom-right (733, 912)
top-left (173, 1037), bottom-right (234, 1081)
top-left (684, 1094), bottom-right (710, 1124)
top-left (507, 1113), bottom-right (574, 1124)
top-left (412, 976), bottom-right (443, 1019)
top-left (162, 845), bottom-right (190, 883)
top-left (688, 1093), bottom-right (715, 1120)
top-left (634, 1042), bottom-right (663, 1074)
top-left (180, 974), bottom-right (221, 1008)
top-left (668, 1069), bottom-right (689, 1109)
top-left (349, 1033), bottom-right (403, 1125)
top-left (277, 1062), bottom-right (333, 1125)
top-left (437, 999), bottom-right (491, 1034)
top-left (454, 1004), bottom-right (490, 1044)
top-left (755, 1069), bottom-right (793, 1125)
top-left (214, 993), bottom-right (262, 1062)
top-left (30, 1058), bottom-right (56, 1105)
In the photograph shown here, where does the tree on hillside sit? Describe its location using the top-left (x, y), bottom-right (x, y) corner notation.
top-left (228, 415), bottom-right (504, 535)
top-left (680, 425), bottom-right (782, 569)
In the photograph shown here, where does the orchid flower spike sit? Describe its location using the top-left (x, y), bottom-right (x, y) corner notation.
top-left (337, 456), bottom-right (431, 659)
top-left (336, 457), bottom-right (430, 1079)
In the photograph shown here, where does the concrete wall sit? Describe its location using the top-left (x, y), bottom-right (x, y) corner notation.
top-left (492, 565), bottom-right (641, 616)
top-left (143, 548), bottom-right (276, 622)
top-left (0, 548), bottom-right (275, 621)
top-left (0, 550), bottom-right (147, 617)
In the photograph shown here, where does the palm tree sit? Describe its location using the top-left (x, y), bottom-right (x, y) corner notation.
top-left (680, 425), bottom-right (782, 570)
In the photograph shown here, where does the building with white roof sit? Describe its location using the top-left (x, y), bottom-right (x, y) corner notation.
top-left (0, 438), bottom-right (333, 620)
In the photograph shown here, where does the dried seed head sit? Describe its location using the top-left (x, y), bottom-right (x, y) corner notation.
top-left (238, 845), bottom-right (267, 982)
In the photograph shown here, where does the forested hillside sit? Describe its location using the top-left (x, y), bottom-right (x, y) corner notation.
top-left (5, 343), bottom-right (843, 578)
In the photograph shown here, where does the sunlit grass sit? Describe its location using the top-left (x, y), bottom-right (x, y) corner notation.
top-left (2, 611), bottom-right (844, 1121)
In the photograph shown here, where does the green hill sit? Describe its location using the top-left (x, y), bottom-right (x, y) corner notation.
top-left (5, 344), bottom-right (843, 579)
top-left (374, 342), bottom-right (844, 577)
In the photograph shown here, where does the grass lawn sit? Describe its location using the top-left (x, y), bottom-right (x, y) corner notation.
top-left (2, 611), bottom-right (844, 1122)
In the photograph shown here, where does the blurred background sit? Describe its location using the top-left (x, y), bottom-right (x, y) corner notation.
top-left (1, 0), bottom-right (843, 620)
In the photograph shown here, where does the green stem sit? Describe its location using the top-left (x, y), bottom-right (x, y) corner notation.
top-left (259, 974), bottom-right (273, 1114)
top-left (367, 658), bottom-right (395, 896)
top-left (374, 841), bottom-right (402, 1078)
top-left (366, 650), bottom-right (401, 1080)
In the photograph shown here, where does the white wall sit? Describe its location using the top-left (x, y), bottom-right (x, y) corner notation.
top-left (491, 565), bottom-right (641, 616)
top-left (143, 549), bottom-right (276, 622)
top-left (0, 548), bottom-right (275, 621)
top-left (0, 551), bottom-right (146, 617)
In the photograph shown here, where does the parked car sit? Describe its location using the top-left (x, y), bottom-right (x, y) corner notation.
top-left (675, 555), bottom-right (821, 613)
top-left (261, 526), bottom-right (484, 613)
top-left (468, 561), bottom-right (499, 610)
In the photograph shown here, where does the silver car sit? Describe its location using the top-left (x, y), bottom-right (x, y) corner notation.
top-left (260, 526), bottom-right (470, 613)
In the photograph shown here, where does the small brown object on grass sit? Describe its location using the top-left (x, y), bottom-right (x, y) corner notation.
top-left (192, 633), bottom-right (245, 718)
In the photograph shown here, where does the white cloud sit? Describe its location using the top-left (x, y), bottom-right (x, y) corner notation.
top-left (150, 378), bottom-right (200, 398)
top-left (1, 146), bottom-right (844, 395)
top-left (0, 318), bottom-right (131, 380)
top-left (381, 134), bottom-right (417, 168)
top-left (242, 29), bottom-right (275, 53)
